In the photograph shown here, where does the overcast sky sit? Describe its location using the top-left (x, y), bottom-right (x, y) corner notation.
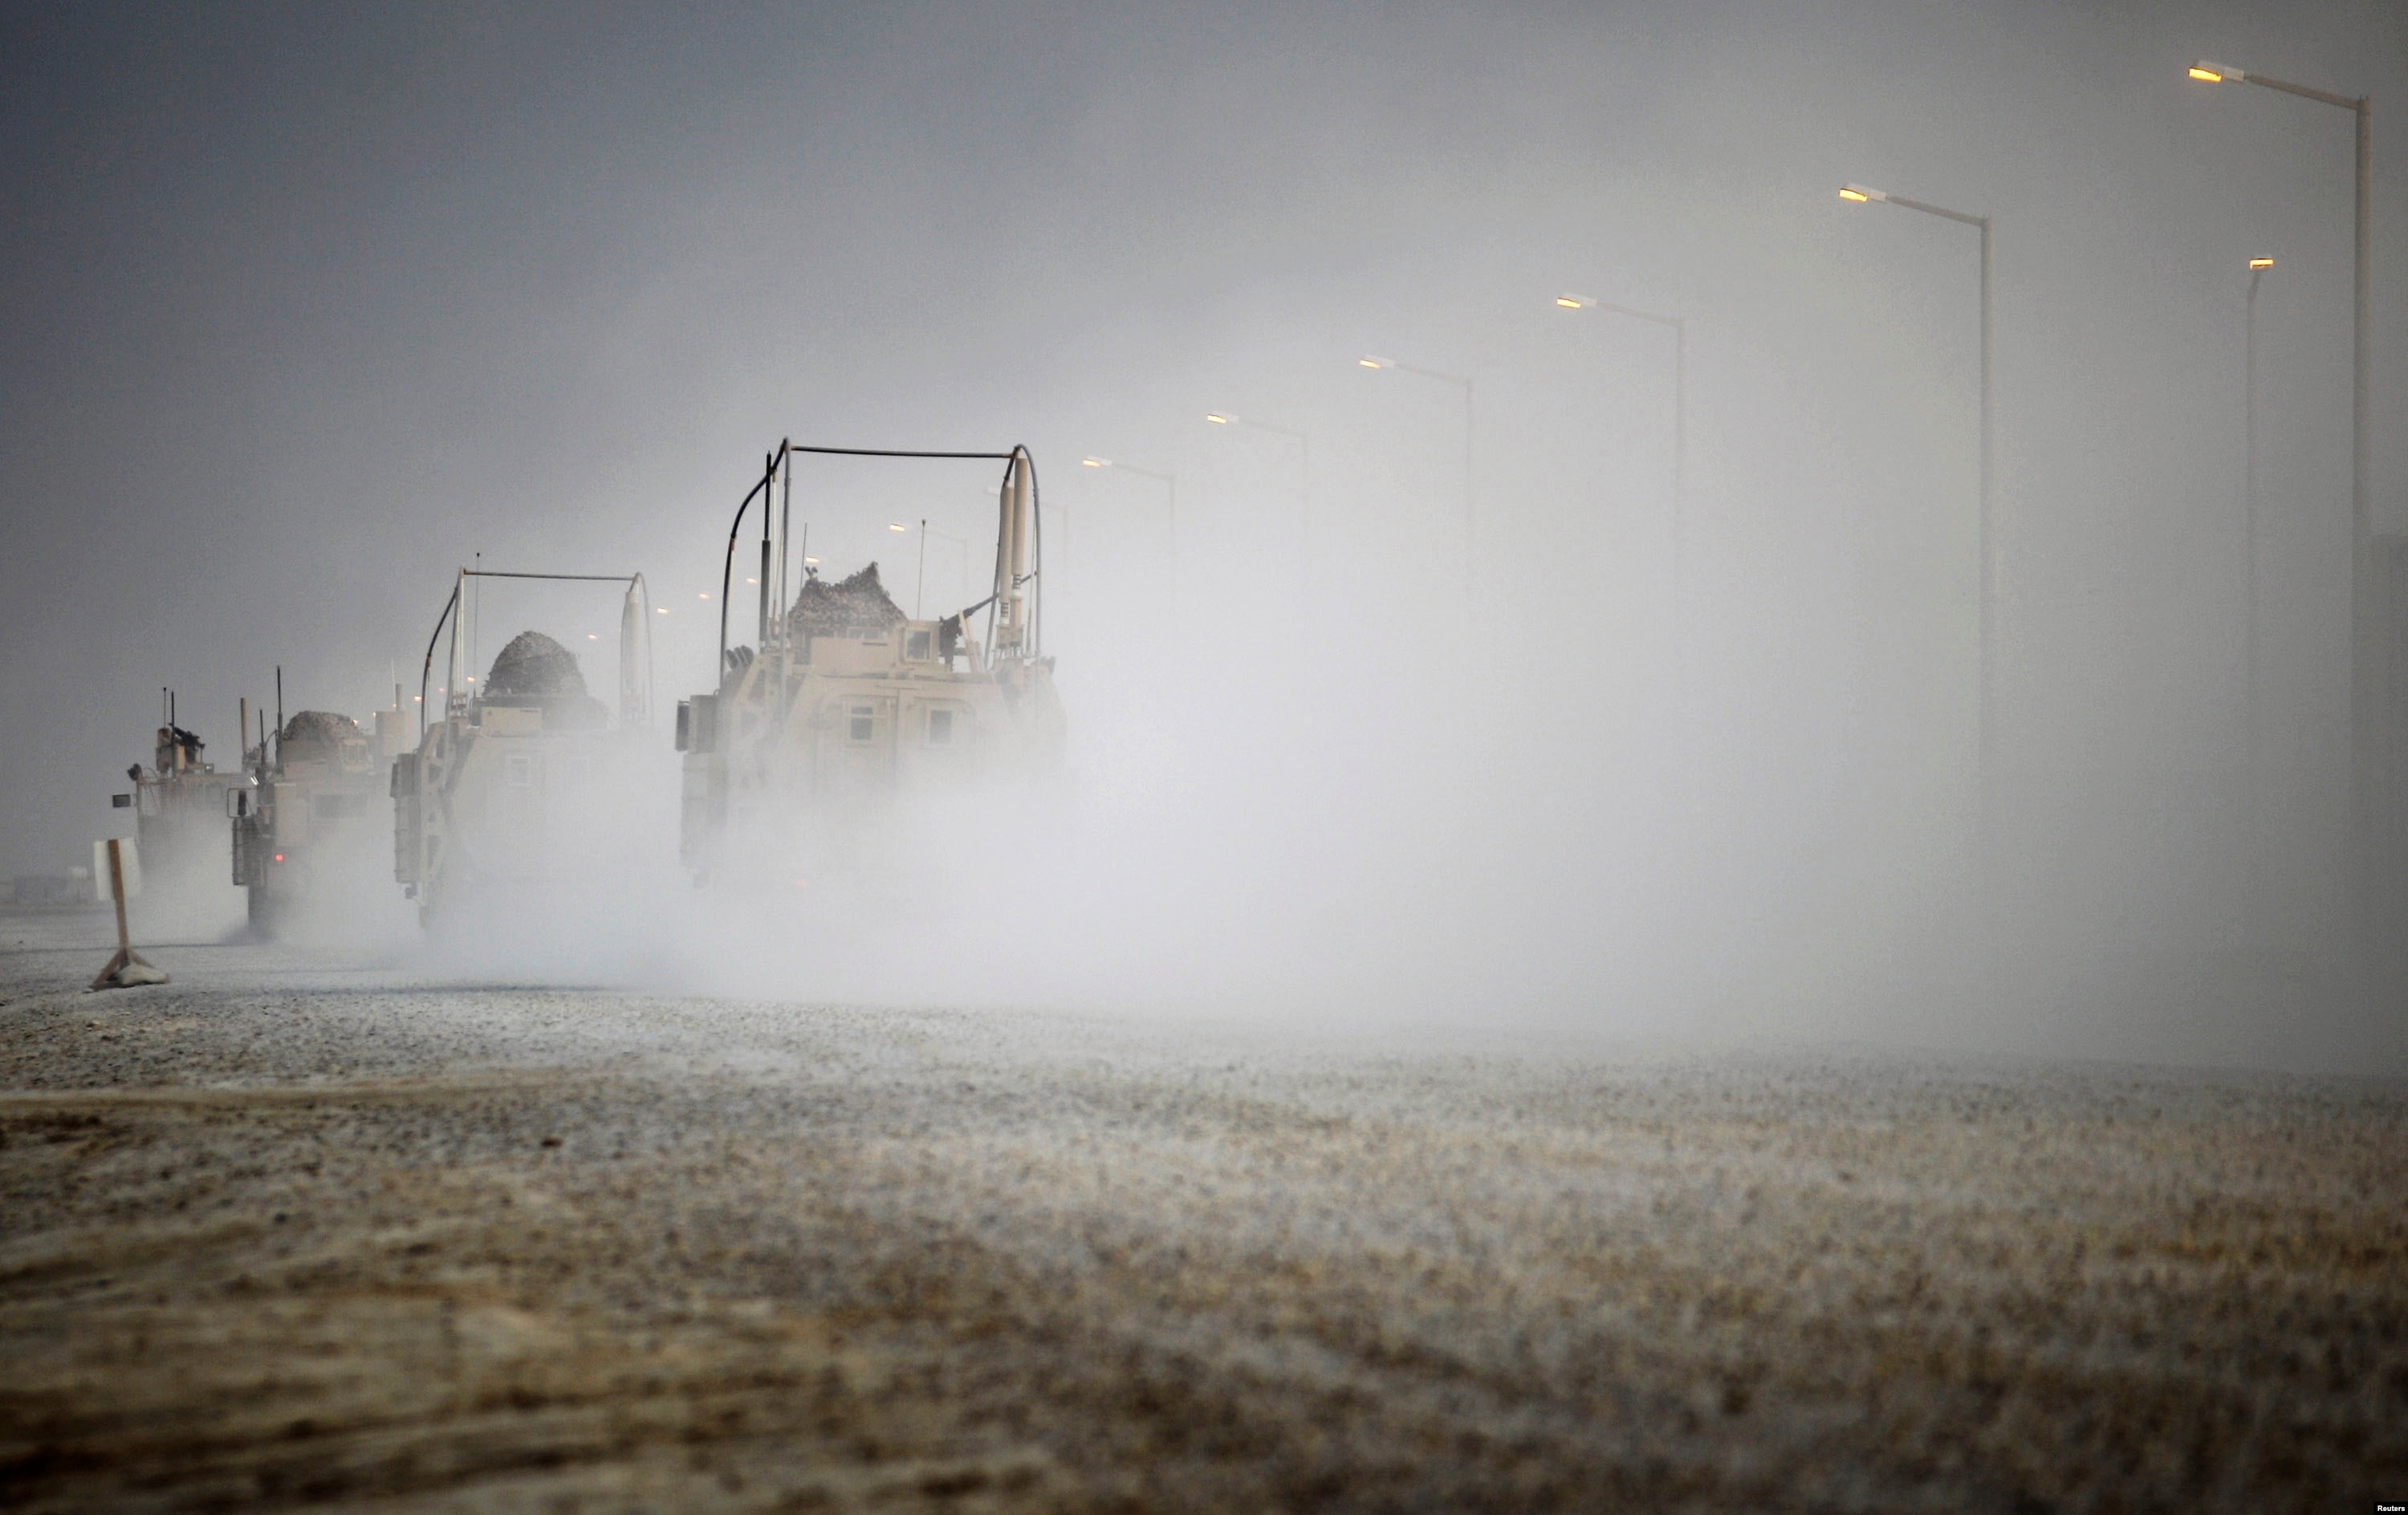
top-left (2, 1), bottom-right (2401, 1064)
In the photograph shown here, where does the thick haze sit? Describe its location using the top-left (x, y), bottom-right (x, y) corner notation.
top-left (2, 2), bottom-right (2402, 1070)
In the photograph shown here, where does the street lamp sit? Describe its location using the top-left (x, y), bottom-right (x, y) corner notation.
top-left (2245, 257), bottom-right (2275, 788)
top-left (884, 522), bottom-right (911, 612)
top-left (914, 519), bottom-right (969, 619)
top-left (2242, 255), bottom-right (2276, 916)
top-left (1838, 181), bottom-right (1996, 814)
top-left (2187, 58), bottom-right (2374, 874)
top-left (1083, 456), bottom-right (1179, 595)
top-left (1204, 412), bottom-right (1311, 538)
top-left (1552, 296), bottom-right (1686, 607)
top-left (1358, 357), bottom-right (1475, 584)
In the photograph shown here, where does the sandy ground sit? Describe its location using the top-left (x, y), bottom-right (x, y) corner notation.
top-left (1, 908), bottom-right (2402, 1513)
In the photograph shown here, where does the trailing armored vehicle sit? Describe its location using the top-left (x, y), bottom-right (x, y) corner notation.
top-left (391, 569), bottom-right (652, 925)
top-left (677, 442), bottom-right (1065, 883)
top-left (230, 700), bottom-right (403, 935)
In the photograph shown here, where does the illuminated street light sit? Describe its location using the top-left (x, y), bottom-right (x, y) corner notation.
top-left (2187, 57), bottom-right (2374, 875)
top-left (1838, 180), bottom-right (1995, 815)
top-left (1555, 294), bottom-right (1687, 615)
top-left (913, 518), bottom-right (972, 618)
top-left (889, 522), bottom-right (908, 533)
top-left (1357, 354), bottom-right (1476, 584)
top-left (1081, 455), bottom-right (1179, 598)
top-left (2242, 254), bottom-right (2277, 908)
top-left (1203, 410), bottom-right (1311, 538)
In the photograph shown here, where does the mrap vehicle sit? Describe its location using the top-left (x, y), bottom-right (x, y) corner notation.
top-left (677, 441), bottom-right (1065, 883)
top-left (114, 690), bottom-right (246, 908)
top-left (390, 568), bottom-right (652, 925)
top-left (230, 694), bottom-right (405, 936)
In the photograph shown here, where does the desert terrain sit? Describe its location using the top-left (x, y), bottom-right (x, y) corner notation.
top-left (2, 908), bottom-right (2402, 1512)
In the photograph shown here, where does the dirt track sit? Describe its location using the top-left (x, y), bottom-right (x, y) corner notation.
top-left (2, 909), bottom-right (2403, 1512)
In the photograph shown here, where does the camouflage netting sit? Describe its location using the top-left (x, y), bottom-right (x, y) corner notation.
top-left (482, 630), bottom-right (608, 729)
top-left (279, 711), bottom-right (360, 754)
top-left (485, 632), bottom-right (588, 701)
top-left (787, 563), bottom-right (907, 640)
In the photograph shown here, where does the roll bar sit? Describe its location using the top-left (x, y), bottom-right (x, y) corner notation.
top-left (715, 441), bottom-right (1043, 677)
top-left (417, 569), bottom-right (653, 743)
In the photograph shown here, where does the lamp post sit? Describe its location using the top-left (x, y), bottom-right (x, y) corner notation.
top-left (894, 521), bottom-right (922, 617)
top-left (1357, 357), bottom-right (1475, 585)
top-left (1839, 182), bottom-right (1996, 819)
top-left (1552, 297), bottom-right (1685, 608)
top-left (1081, 457), bottom-right (1179, 596)
top-left (1204, 412), bottom-right (1311, 540)
top-left (2242, 257), bottom-right (2280, 929)
top-left (2188, 59), bottom-right (2374, 908)
top-left (885, 519), bottom-right (909, 606)
top-left (2245, 258), bottom-right (2275, 818)
top-left (913, 520), bottom-right (969, 619)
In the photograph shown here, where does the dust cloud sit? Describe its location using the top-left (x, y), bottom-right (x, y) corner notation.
top-left (3, 2), bottom-right (2404, 1073)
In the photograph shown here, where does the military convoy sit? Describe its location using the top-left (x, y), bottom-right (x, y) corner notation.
top-left (111, 443), bottom-right (1066, 932)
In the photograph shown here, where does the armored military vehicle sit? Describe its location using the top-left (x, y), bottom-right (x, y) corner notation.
top-left (115, 690), bottom-right (247, 908)
top-left (230, 705), bottom-right (393, 935)
top-left (677, 442), bottom-right (1065, 883)
top-left (391, 568), bottom-right (652, 925)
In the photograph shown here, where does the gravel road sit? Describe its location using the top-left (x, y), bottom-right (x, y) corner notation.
top-left (2, 908), bottom-right (2402, 1512)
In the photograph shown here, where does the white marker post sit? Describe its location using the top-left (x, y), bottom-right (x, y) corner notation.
top-left (89, 837), bottom-right (165, 989)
